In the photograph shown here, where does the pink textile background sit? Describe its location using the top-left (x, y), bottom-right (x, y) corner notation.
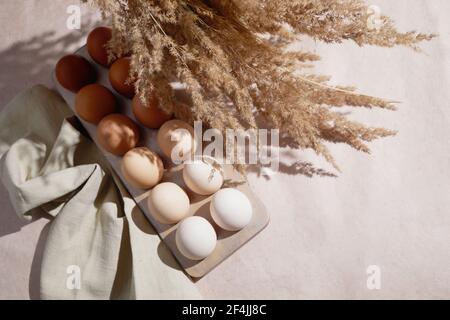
top-left (0, 0), bottom-right (449, 299)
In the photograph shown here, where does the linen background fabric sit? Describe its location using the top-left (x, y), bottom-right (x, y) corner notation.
top-left (0, 85), bottom-right (201, 300)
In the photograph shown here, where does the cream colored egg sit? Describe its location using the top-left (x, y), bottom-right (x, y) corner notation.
top-left (176, 216), bottom-right (217, 260)
top-left (183, 158), bottom-right (224, 195)
top-left (210, 188), bottom-right (253, 231)
top-left (157, 119), bottom-right (197, 163)
top-left (121, 147), bottom-right (164, 189)
top-left (147, 182), bottom-right (190, 224)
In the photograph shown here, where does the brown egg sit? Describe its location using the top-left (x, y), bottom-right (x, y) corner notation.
top-left (75, 84), bottom-right (117, 124)
top-left (87, 27), bottom-right (113, 67)
top-left (109, 57), bottom-right (135, 98)
top-left (97, 114), bottom-right (140, 156)
top-left (55, 54), bottom-right (96, 92)
top-left (132, 95), bottom-right (173, 129)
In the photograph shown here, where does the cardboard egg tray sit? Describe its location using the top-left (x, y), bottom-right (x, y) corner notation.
top-left (53, 46), bottom-right (270, 278)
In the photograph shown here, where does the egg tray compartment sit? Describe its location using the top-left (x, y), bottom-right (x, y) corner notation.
top-left (53, 46), bottom-right (270, 278)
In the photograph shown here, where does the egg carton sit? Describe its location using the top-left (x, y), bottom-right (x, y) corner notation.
top-left (53, 45), bottom-right (270, 278)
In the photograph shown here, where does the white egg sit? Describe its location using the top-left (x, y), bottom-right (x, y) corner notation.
top-left (210, 188), bottom-right (253, 231)
top-left (183, 158), bottom-right (224, 195)
top-left (147, 182), bottom-right (190, 224)
top-left (176, 216), bottom-right (217, 260)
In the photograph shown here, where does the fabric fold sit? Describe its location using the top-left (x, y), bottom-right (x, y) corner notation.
top-left (0, 85), bottom-right (201, 300)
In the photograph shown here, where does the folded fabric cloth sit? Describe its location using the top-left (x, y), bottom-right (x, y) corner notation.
top-left (0, 85), bottom-right (201, 300)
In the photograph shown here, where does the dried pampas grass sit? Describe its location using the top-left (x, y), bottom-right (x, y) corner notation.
top-left (83, 0), bottom-right (434, 171)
